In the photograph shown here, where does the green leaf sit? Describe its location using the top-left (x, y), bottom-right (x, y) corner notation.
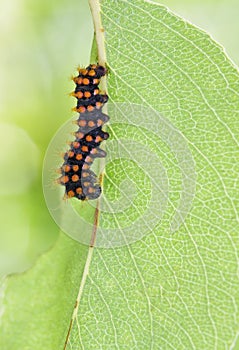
top-left (67, 0), bottom-right (239, 348)
top-left (1, 0), bottom-right (239, 349)
top-left (0, 234), bottom-right (88, 349)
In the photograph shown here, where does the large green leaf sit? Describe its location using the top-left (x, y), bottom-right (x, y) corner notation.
top-left (1, 0), bottom-right (239, 349)
top-left (67, 0), bottom-right (239, 348)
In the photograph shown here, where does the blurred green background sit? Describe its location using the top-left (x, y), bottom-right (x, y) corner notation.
top-left (0, 0), bottom-right (238, 276)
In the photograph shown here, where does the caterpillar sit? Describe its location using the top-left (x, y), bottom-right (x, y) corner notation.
top-left (57, 64), bottom-right (109, 201)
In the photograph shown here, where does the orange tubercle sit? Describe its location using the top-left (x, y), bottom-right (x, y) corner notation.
top-left (76, 153), bottom-right (83, 161)
top-left (62, 165), bottom-right (71, 172)
top-left (90, 148), bottom-right (98, 155)
top-left (75, 91), bottom-right (84, 99)
top-left (75, 132), bottom-right (84, 139)
top-left (96, 102), bottom-right (103, 109)
top-left (87, 105), bottom-right (94, 112)
top-left (76, 187), bottom-right (83, 194)
top-left (72, 141), bottom-right (80, 148)
top-left (97, 119), bottom-right (103, 126)
top-left (93, 78), bottom-right (99, 84)
top-left (86, 135), bottom-right (93, 142)
top-left (77, 106), bottom-right (86, 113)
top-left (85, 155), bottom-right (93, 163)
top-left (72, 174), bottom-right (79, 182)
top-left (88, 69), bottom-right (96, 76)
top-left (88, 187), bottom-right (95, 194)
top-left (58, 175), bottom-right (69, 184)
top-left (82, 163), bottom-right (90, 170)
top-left (78, 68), bottom-right (88, 76)
top-left (68, 151), bottom-right (75, 158)
top-left (73, 77), bottom-right (82, 85)
top-left (82, 78), bottom-right (90, 85)
top-left (78, 119), bottom-right (87, 127)
top-left (67, 190), bottom-right (75, 198)
top-left (82, 171), bottom-right (89, 178)
top-left (84, 91), bottom-right (91, 98)
top-left (72, 165), bottom-right (79, 172)
top-left (88, 120), bottom-right (95, 127)
top-left (95, 136), bottom-right (103, 143)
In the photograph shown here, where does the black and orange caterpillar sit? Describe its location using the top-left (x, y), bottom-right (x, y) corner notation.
top-left (57, 64), bottom-right (109, 200)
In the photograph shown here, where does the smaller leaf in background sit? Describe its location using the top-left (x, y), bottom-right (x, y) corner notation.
top-left (0, 234), bottom-right (88, 350)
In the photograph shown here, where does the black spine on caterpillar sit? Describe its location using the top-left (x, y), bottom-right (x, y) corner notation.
top-left (58, 64), bottom-right (109, 200)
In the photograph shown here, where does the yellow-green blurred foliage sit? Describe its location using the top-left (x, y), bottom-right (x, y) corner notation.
top-left (0, 0), bottom-right (93, 275)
